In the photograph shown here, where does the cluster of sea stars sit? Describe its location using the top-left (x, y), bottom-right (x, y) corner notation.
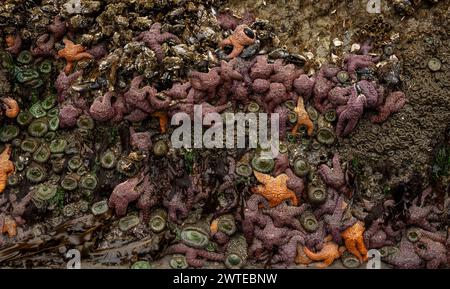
top-left (239, 152), bottom-right (368, 268)
top-left (2, 12), bottom-right (433, 269)
top-left (309, 41), bottom-right (406, 137)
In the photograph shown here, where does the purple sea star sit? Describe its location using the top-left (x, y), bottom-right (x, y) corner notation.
top-left (370, 91), bottom-right (406, 123)
top-left (108, 172), bottom-right (146, 216)
top-left (56, 70), bottom-right (82, 103)
top-left (318, 153), bottom-right (350, 195)
top-left (89, 91), bottom-right (115, 122)
top-left (59, 104), bottom-right (82, 128)
top-left (335, 89), bottom-right (366, 137)
top-left (383, 236), bottom-right (423, 269)
top-left (134, 23), bottom-right (180, 62)
top-left (31, 34), bottom-right (55, 58)
top-left (129, 127), bottom-right (152, 152)
top-left (166, 243), bottom-right (224, 268)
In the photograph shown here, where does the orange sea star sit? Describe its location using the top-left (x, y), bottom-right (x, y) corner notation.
top-left (1, 97), bottom-right (19, 118)
top-left (1, 215), bottom-right (17, 238)
top-left (301, 235), bottom-right (345, 268)
top-left (220, 24), bottom-right (256, 59)
top-left (0, 145), bottom-right (14, 194)
top-left (152, 111), bottom-right (169, 133)
top-left (292, 97), bottom-right (314, 136)
top-left (252, 171), bottom-right (298, 207)
top-left (57, 39), bottom-right (93, 74)
top-left (341, 221), bottom-right (368, 262)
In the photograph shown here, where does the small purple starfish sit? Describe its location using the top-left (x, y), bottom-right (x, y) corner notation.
top-left (56, 70), bottom-right (82, 103)
top-left (134, 23), bottom-right (180, 62)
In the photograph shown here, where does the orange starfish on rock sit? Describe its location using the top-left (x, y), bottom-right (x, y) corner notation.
top-left (151, 111), bottom-right (169, 133)
top-left (1, 97), bottom-right (20, 118)
top-left (5, 34), bottom-right (22, 55)
top-left (1, 215), bottom-right (17, 238)
top-left (301, 235), bottom-right (345, 268)
top-left (57, 39), bottom-right (93, 74)
top-left (295, 245), bottom-right (313, 265)
top-left (220, 24), bottom-right (256, 59)
top-left (0, 145), bottom-right (14, 194)
top-left (210, 218), bottom-right (219, 234)
top-left (341, 221), bottom-right (368, 262)
top-left (252, 171), bottom-right (298, 207)
top-left (292, 97), bottom-right (314, 136)
top-left (5, 35), bottom-right (15, 48)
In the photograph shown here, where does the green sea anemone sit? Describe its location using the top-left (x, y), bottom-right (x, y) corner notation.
top-left (44, 131), bottom-right (56, 142)
top-left (180, 226), bottom-right (209, 248)
top-left (251, 155), bottom-right (274, 173)
top-left (0, 125), bottom-right (19, 142)
top-left (7, 174), bottom-right (20, 186)
top-left (64, 140), bottom-right (80, 155)
top-left (79, 173), bottom-right (98, 190)
top-left (68, 156), bottom-right (83, 170)
top-left (279, 143), bottom-right (288, 154)
top-left (153, 140), bottom-right (168, 156)
top-left (61, 174), bottom-right (78, 191)
top-left (29, 103), bottom-right (46, 118)
top-left (378, 247), bottom-right (389, 258)
top-left (76, 166), bottom-right (88, 176)
top-left (169, 255), bottom-right (188, 269)
top-left (91, 200), bottom-right (109, 216)
top-left (16, 111), bottom-right (33, 126)
top-left (49, 138), bottom-right (67, 153)
top-left (77, 115), bottom-right (94, 130)
top-left (300, 212), bottom-right (319, 233)
top-left (131, 261), bottom-right (152, 269)
top-left (224, 235), bottom-right (248, 269)
top-left (225, 254), bottom-right (244, 269)
top-left (288, 111), bottom-right (298, 124)
top-left (236, 163), bottom-right (252, 177)
top-left (48, 116), bottom-right (59, 131)
top-left (50, 154), bottom-right (65, 173)
top-left (28, 119), bottom-right (48, 137)
top-left (307, 186), bottom-right (327, 206)
top-left (286, 132), bottom-right (296, 143)
top-left (284, 100), bottom-right (295, 110)
top-left (428, 58), bottom-right (441, 72)
top-left (217, 214), bottom-right (236, 236)
top-left (32, 184), bottom-right (58, 209)
top-left (324, 110), bottom-right (337, 122)
top-left (337, 71), bottom-right (350, 84)
top-left (26, 164), bottom-right (46, 183)
top-left (311, 140), bottom-right (321, 150)
top-left (148, 209), bottom-right (167, 233)
top-left (294, 125), bottom-right (307, 137)
top-left (292, 158), bottom-right (309, 177)
top-left (33, 144), bottom-right (51, 163)
top-left (100, 150), bottom-right (116, 169)
top-left (41, 95), bottom-right (56, 110)
top-left (0, 51), bottom-right (14, 70)
top-left (247, 101), bottom-right (260, 112)
top-left (47, 107), bottom-right (59, 118)
top-left (316, 127), bottom-right (336, 145)
top-left (63, 203), bottom-right (76, 217)
top-left (118, 215), bottom-right (140, 231)
top-left (17, 50), bottom-right (33, 64)
top-left (39, 60), bottom-right (52, 74)
top-left (406, 228), bottom-right (422, 243)
top-left (306, 107), bottom-right (318, 121)
top-left (15, 67), bottom-right (43, 89)
top-left (341, 251), bottom-right (361, 268)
